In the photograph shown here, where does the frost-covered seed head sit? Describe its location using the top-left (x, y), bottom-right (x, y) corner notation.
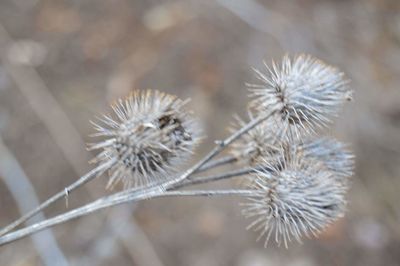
top-left (242, 153), bottom-right (347, 248)
top-left (89, 90), bottom-right (201, 189)
top-left (249, 54), bottom-right (352, 136)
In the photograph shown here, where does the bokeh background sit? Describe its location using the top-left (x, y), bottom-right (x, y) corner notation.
top-left (0, 0), bottom-right (400, 265)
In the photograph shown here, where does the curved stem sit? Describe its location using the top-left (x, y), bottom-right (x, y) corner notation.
top-left (0, 189), bottom-right (254, 246)
top-left (0, 159), bottom-right (116, 236)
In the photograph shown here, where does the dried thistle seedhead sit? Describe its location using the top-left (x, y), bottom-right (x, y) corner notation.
top-left (296, 137), bottom-right (354, 181)
top-left (89, 90), bottom-right (201, 189)
top-left (229, 111), bottom-right (281, 165)
top-left (230, 114), bottom-right (354, 178)
top-left (249, 54), bottom-right (352, 136)
top-left (265, 137), bottom-right (354, 183)
top-left (242, 152), bottom-right (347, 248)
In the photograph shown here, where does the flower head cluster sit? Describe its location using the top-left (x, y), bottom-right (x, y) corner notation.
top-left (229, 111), bottom-right (280, 165)
top-left (242, 151), bottom-right (348, 248)
top-left (249, 54), bottom-right (351, 136)
top-left (237, 54), bottom-right (354, 247)
top-left (90, 90), bottom-right (201, 189)
top-left (229, 117), bottom-right (354, 180)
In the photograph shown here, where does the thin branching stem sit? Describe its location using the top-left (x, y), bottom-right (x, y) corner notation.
top-left (0, 53), bottom-right (354, 250)
top-left (102, 166), bottom-right (263, 204)
top-left (0, 189), bottom-right (254, 246)
top-left (82, 112), bottom-right (274, 206)
top-left (98, 157), bottom-right (244, 201)
top-left (0, 111), bottom-right (273, 240)
top-left (196, 155), bottom-right (238, 173)
top-left (0, 155), bottom-right (237, 236)
top-left (69, 112), bottom-right (274, 215)
top-left (174, 167), bottom-right (258, 189)
top-left (0, 159), bottom-right (117, 236)
top-left (160, 112), bottom-right (275, 191)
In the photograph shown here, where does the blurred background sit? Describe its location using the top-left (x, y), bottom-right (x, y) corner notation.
top-left (0, 0), bottom-right (400, 265)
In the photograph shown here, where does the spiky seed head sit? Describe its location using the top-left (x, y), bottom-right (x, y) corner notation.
top-left (242, 152), bottom-right (348, 248)
top-left (249, 54), bottom-right (352, 136)
top-left (229, 113), bottom-right (354, 180)
top-left (296, 137), bottom-right (354, 181)
top-left (229, 111), bottom-right (281, 165)
top-left (265, 137), bottom-right (355, 184)
top-left (89, 90), bottom-right (201, 189)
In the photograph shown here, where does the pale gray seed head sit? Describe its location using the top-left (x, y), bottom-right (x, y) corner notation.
top-left (89, 90), bottom-right (201, 189)
top-left (249, 54), bottom-right (352, 136)
top-left (242, 152), bottom-right (348, 248)
top-left (229, 112), bottom-right (354, 180)
top-left (229, 111), bottom-right (281, 165)
top-left (296, 137), bottom-right (354, 181)
top-left (267, 137), bottom-right (354, 185)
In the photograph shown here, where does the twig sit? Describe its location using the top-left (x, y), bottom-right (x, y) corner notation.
top-left (0, 158), bottom-right (270, 246)
top-left (0, 24), bottom-right (164, 264)
top-left (0, 159), bottom-right (116, 236)
top-left (0, 90), bottom-right (273, 243)
top-left (0, 108), bottom-right (256, 237)
top-left (0, 22), bottom-right (114, 237)
top-left (160, 112), bottom-right (275, 191)
top-left (108, 166), bottom-right (259, 202)
top-left (174, 167), bottom-right (257, 189)
top-left (0, 189), bottom-right (255, 246)
top-left (95, 156), bottom-right (242, 202)
top-left (77, 113), bottom-right (274, 210)
top-left (196, 155), bottom-right (238, 173)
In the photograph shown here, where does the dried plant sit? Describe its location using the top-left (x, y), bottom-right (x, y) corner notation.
top-left (242, 148), bottom-right (348, 248)
top-left (89, 90), bottom-right (201, 189)
top-left (0, 54), bottom-right (354, 248)
top-left (229, 111), bottom-right (280, 165)
top-left (249, 54), bottom-right (352, 137)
